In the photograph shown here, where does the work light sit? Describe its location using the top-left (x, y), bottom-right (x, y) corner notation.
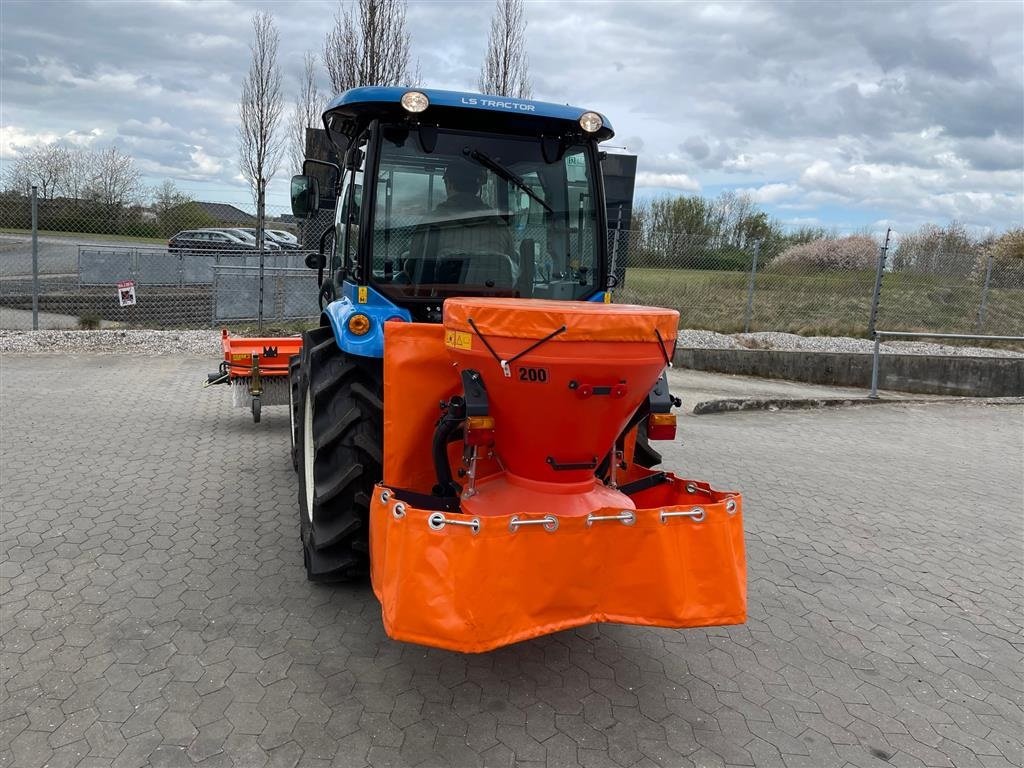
top-left (401, 91), bottom-right (429, 113)
top-left (579, 111), bottom-right (603, 132)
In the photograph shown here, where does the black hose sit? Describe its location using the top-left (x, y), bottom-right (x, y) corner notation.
top-left (432, 411), bottom-right (464, 495)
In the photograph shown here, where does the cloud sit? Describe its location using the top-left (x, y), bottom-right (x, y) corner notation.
top-left (0, 125), bottom-right (104, 159)
top-left (0, 0), bottom-right (1019, 231)
top-left (682, 136), bottom-right (709, 161)
top-left (635, 172), bottom-right (701, 193)
top-left (1, 125), bottom-right (59, 158)
top-left (742, 183), bottom-right (799, 204)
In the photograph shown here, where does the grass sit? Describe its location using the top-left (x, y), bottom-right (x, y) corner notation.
top-left (618, 267), bottom-right (1024, 339)
top-left (0, 228), bottom-right (168, 245)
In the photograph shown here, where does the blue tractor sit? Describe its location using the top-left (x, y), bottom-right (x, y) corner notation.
top-left (289, 87), bottom-right (635, 580)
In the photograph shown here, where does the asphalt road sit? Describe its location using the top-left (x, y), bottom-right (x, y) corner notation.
top-left (0, 234), bottom-right (150, 280)
top-left (1, 354), bottom-right (1022, 768)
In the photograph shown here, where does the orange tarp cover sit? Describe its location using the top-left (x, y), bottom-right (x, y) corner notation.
top-left (382, 322), bottom-right (462, 492)
top-left (370, 475), bottom-right (746, 653)
top-left (376, 320), bottom-right (746, 653)
top-left (444, 297), bottom-right (679, 343)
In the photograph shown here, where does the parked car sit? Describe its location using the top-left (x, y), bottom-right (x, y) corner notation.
top-left (267, 229), bottom-right (300, 249)
top-left (224, 228), bottom-right (284, 251)
top-left (168, 229), bottom-right (257, 254)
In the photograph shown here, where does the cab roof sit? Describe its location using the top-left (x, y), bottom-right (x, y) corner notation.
top-left (322, 86), bottom-right (615, 142)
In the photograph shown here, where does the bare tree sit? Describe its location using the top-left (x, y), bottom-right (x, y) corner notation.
top-left (323, 0), bottom-right (414, 93)
top-left (1, 153), bottom-right (34, 195)
top-left (238, 11), bottom-right (285, 202)
top-left (151, 179), bottom-right (190, 216)
top-left (289, 51), bottom-right (323, 174)
top-left (57, 147), bottom-right (94, 202)
top-left (479, 0), bottom-right (532, 98)
top-left (87, 146), bottom-right (141, 208)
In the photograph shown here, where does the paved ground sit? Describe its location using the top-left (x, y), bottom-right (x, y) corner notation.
top-left (1, 354), bottom-right (1022, 768)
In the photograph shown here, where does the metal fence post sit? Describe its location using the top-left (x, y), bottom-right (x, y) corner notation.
top-left (743, 240), bottom-right (760, 333)
top-left (975, 252), bottom-right (994, 334)
top-left (257, 177), bottom-right (266, 334)
top-left (869, 333), bottom-right (881, 399)
top-left (867, 227), bottom-right (891, 338)
top-left (31, 186), bottom-right (39, 330)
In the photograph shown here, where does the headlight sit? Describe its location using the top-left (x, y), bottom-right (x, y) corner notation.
top-left (400, 90), bottom-right (429, 113)
top-left (579, 111), bottom-right (603, 133)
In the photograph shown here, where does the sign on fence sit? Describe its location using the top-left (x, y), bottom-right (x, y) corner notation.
top-left (117, 280), bottom-right (137, 307)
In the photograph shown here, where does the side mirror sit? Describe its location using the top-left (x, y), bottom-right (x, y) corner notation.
top-left (290, 175), bottom-right (320, 218)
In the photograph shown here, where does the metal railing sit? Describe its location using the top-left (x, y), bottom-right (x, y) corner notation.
top-left (868, 331), bottom-right (1024, 398)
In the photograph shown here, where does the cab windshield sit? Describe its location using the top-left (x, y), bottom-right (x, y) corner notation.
top-left (370, 125), bottom-right (601, 301)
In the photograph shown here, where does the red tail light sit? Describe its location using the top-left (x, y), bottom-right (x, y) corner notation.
top-left (647, 412), bottom-right (677, 441)
top-left (465, 415), bottom-right (495, 446)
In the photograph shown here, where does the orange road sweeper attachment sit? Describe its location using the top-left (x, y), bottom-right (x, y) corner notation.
top-left (205, 329), bottom-right (303, 423)
top-left (369, 298), bottom-right (745, 652)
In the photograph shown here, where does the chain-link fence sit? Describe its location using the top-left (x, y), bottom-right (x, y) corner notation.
top-left (613, 229), bottom-right (1024, 338)
top-left (2, 187), bottom-right (1021, 339)
top-left (0, 190), bottom-right (322, 331)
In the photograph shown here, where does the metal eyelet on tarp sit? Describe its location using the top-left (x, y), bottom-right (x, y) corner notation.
top-left (392, 502), bottom-right (406, 519)
top-left (725, 499), bottom-right (738, 515)
top-left (380, 490), bottom-right (391, 504)
top-left (508, 514), bottom-right (558, 533)
top-left (660, 507), bottom-right (705, 524)
top-left (427, 511), bottom-right (481, 535)
top-left (585, 510), bottom-right (636, 527)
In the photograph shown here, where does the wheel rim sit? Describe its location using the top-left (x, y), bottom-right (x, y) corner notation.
top-left (303, 382), bottom-right (315, 522)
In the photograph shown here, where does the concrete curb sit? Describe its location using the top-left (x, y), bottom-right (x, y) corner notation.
top-left (674, 348), bottom-right (1024, 398)
top-left (692, 396), bottom-right (1024, 415)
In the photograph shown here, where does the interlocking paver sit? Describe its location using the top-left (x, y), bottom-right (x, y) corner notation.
top-left (2, 356), bottom-right (1022, 767)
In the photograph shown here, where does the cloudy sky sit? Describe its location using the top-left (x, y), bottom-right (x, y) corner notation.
top-left (2, 0), bottom-right (1022, 234)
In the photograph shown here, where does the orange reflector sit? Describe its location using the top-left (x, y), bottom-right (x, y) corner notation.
top-left (465, 415), bottom-right (495, 446)
top-left (348, 314), bottom-right (372, 335)
top-left (647, 412), bottom-right (677, 441)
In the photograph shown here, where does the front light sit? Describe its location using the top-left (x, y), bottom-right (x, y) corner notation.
top-left (579, 111), bottom-right (603, 132)
top-left (400, 90), bottom-right (429, 113)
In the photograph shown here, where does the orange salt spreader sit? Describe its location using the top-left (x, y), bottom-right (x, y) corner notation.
top-left (369, 297), bottom-right (746, 653)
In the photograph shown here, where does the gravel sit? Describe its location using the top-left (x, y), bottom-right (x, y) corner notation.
top-left (1, 328), bottom-right (1021, 359)
top-left (0, 329), bottom-right (222, 356)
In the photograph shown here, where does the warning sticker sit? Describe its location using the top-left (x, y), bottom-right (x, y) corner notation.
top-left (117, 279), bottom-right (137, 307)
top-left (445, 330), bottom-right (473, 350)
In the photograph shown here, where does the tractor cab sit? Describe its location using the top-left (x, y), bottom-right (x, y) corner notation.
top-left (291, 87), bottom-right (612, 324)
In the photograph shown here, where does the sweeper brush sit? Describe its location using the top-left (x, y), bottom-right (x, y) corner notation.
top-left (205, 330), bottom-right (303, 423)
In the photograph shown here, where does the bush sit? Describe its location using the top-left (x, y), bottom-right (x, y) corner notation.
top-left (770, 235), bottom-right (878, 272)
top-left (892, 222), bottom-right (978, 277)
top-left (706, 246), bottom-right (752, 272)
top-left (977, 228), bottom-right (1024, 288)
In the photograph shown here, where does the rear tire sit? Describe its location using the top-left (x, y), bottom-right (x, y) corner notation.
top-left (288, 354), bottom-right (301, 472)
top-left (296, 325), bottom-right (383, 582)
